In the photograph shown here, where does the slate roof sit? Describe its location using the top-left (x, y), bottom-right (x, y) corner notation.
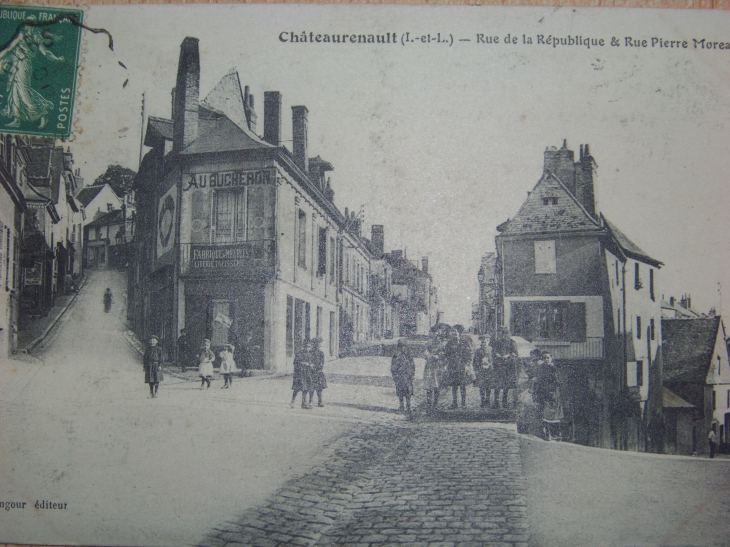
top-left (662, 317), bottom-right (721, 385)
top-left (26, 147), bottom-right (52, 179)
top-left (76, 185), bottom-right (106, 207)
top-left (499, 171), bottom-right (602, 236)
top-left (144, 117), bottom-right (173, 145)
top-left (181, 108), bottom-right (274, 155)
top-left (86, 209), bottom-right (124, 228)
top-left (603, 216), bottom-right (661, 267)
top-left (662, 387), bottom-right (694, 408)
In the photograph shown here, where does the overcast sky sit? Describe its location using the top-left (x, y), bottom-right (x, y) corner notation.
top-left (72, 5), bottom-right (730, 325)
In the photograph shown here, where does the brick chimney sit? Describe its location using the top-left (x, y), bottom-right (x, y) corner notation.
top-left (263, 91), bottom-right (281, 146)
top-left (543, 139), bottom-right (576, 195)
top-left (173, 37), bottom-right (200, 152)
top-left (292, 105), bottom-right (309, 172)
top-left (371, 225), bottom-right (384, 257)
top-left (576, 143), bottom-right (596, 215)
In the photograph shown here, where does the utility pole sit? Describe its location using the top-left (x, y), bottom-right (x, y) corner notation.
top-left (138, 92), bottom-right (146, 169)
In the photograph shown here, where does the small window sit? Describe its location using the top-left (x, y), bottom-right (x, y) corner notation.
top-left (542, 197), bottom-right (559, 205)
top-left (636, 360), bottom-right (644, 387)
top-left (650, 318), bottom-right (655, 341)
top-left (534, 240), bottom-right (556, 274)
top-left (649, 269), bottom-right (655, 301)
top-left (297, 209), bottom-right (307, 268)
top-left (636, 316), bottom-right (642, 339)
top-left (317, 227), bottom-right (327, 276)
top-left (634, 263), bottom-right (642, 290)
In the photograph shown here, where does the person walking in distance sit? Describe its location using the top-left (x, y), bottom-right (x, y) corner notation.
top-left (309, 338), bottom-right (327, 407)
top-left (103, 288), bottom-right (113, 313)
top-left (291, 339), bottom-right (313, 408)
top-left (473, 335), bottom-right (494, 409)
top-left (708, 423), bottom-right (718, 459)
top-left (391, 339), bottom-right (415, 412)
top-left (197, 339), bottom-right (215, 390)
top-left (219, 344), bottom-right (238, 389)
top-left (143, 335), bottom-right (164, 398)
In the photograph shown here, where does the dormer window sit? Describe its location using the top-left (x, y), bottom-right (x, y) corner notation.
top-left (542, 197), bottom-right (559, 205)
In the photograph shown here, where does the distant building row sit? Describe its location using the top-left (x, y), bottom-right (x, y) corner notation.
top-left (128, 37), bottom-right (438, 371)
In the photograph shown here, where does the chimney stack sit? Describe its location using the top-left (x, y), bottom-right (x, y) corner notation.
top-left (173, 37), bottom-right (200, 152)
top-left (421, 257), bottom-right (429, 274)
top-left (263, 91), bottom-right (281, 146)
top-left (576, 143), bottom-right (596, 215)
top-left (243, 85), bottom-right (257, 133)
top-left (371, 225), bottom-right (384, 257)
top-left (292, 105), bottom-right (309, 172)
top-left (543, 140), bottom-right (576, 194)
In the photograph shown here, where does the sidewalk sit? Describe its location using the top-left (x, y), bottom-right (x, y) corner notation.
top-left (15, 276), bottom-right (88, 353)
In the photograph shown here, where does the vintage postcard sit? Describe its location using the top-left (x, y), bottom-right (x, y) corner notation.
top-left (1, 4), bottom-right (729, 547)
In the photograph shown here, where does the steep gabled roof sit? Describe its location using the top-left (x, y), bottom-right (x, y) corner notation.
top-left (76, 185), bottom-right (106, 207)
top-left (144, 116), bottom-right (173, 146)
top-left (663, 317), bottom-right (721, 385)
top-left (499, 171), bottom-right (602, 236)
top-left (86, 209), bottom-right (124, 228)
top-left (603, 215), bottom-right (662, 267)
top-left (200, 70), bottom-right (250, 133)
top-left (662, 387), bottom-right (694, 408)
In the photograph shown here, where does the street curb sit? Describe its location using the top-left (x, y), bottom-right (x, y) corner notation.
top-left (20, 276), bottom-right (89, 355)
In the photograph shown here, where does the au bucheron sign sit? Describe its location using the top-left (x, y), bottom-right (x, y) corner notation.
top-left (183, 168), bottom-right (276, 191)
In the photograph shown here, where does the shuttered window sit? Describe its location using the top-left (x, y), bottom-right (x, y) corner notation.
top-left (511, 301), bottom-right (586, 342)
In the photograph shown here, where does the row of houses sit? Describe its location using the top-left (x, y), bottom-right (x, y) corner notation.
top-left (475, 140), bottom-right (729, 455)
top-left (128, 37), bottom-right (438, 371)
top-left (0, 128), bottom-right (135, 360)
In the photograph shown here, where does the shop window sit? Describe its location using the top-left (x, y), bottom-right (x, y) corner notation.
top-left (534, 240), bottom-right (556, 274)
top-left (317, 227), bottom-right (327, 276)
top-left (297, 209), bottom-right (306, 268)
top-left (510, 300), bottom-right (585, 342)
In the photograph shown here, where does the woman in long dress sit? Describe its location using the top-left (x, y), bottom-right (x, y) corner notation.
top-left (0, 20), bottom-right (64, 129)
top-left (391, 340), bottom-right (415, 412)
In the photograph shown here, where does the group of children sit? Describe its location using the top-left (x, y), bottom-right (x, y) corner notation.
top-left (196, 338), bottom-right (239, 389)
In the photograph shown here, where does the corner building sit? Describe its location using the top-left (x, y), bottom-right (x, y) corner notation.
top-left (132, 37), bottom-right (359, 371)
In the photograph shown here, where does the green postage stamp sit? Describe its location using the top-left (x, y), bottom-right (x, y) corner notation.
top-left (0, 5), bottom-right (83, 139)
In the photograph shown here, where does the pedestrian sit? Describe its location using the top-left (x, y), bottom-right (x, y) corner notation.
top-left (177, 328), bottom-right (193, 371)
top-left (444, 328), bottom-right (472, 409)
top-left (708, 423), bottom-right (718, 459)
top-left (291, 339), bottom-right (313, 408)
top-left (103, 288), bottom-right (113, 313)
top-left (197, 339), bottom-right (215, 389)
top-left (143, 335), bottom-right (164, 398)
top-left (492, 327), bottom-right (518, 409)
top-left (391, 339), bottom-right (415, 412)
top-left (534, 351), bottom-right (563, 441)
top-left (219, 344), bottom-right (239, 389)
top-left (423, 347), bottom-right (440, 409)
top-left (473, 335), bottom-right (493, 408)
top-left (310, 338), bottom-right (327, 407)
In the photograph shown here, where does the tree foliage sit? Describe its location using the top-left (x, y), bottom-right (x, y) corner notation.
top-left (93, 164), bottom-right (136, 197)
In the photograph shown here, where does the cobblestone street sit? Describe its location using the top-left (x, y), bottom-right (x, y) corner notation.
top-left (200, 421), bottom-right (529, 547)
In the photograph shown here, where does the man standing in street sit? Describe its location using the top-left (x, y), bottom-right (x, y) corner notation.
top-left (391, 339), bottom-right (415, 412)
top-left (177, 328), bottom-right (192, 371)
top-left (492, 327), bottom-right (518, 409)
top-left (143, 335), bottom-right (164, 398)
top-left (708, 423), bottom-right (718, 459)
top-left (473, 335), bottom-right (493, 408)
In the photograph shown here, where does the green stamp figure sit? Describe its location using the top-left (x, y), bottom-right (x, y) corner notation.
top-left (0, 6), bottom-right (83, 139)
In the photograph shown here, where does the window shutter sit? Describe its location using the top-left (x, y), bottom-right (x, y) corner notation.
top-left (567, 302), bottom-right (586, 342)
top-left (509, 302), bottom-right (518, 336)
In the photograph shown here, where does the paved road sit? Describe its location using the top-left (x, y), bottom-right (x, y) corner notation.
top-left (200, 422), bottom-right (529, 547)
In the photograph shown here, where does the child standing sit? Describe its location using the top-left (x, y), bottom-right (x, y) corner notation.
top-left (219, 344), bottom-right (239, 388)
top-left (198, 339), bottom-right (215, 389)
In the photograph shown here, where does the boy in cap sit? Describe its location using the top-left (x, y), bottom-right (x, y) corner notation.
top-left (143, 335), bottom-right (164, 398)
